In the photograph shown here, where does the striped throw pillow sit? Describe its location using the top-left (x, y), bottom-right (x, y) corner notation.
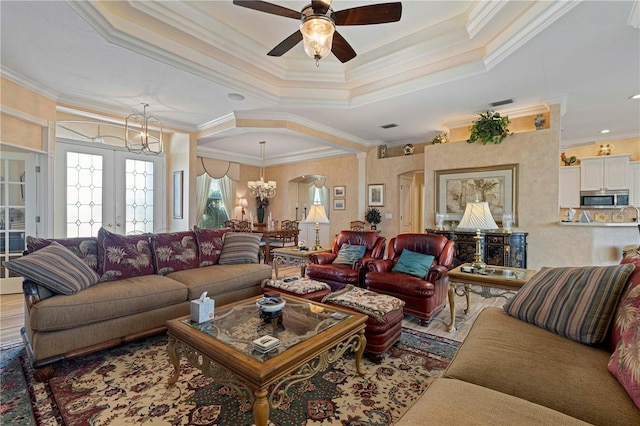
top-left (503, 264), bottom-right (635, 345)
top-left (5, 241), bottom-right (100, 295)
top-left (218, 232), bottom-right (262, 264)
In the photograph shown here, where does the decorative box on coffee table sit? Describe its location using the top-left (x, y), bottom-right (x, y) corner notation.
top-left (322, 285), bottom-right (404, 362)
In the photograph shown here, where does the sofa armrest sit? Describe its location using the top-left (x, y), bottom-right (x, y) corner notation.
top-left (310, 252), bottom-right (337, 264)
top-left (368, 259), bottom-right (394, 272)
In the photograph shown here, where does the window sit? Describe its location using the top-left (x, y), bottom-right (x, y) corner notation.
top-left (198, 179), bottom-right (229, 229)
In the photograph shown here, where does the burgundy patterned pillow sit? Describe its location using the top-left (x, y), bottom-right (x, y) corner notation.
top-left (194, 226), bottom-right (230, 267)
top-left (611, 257), bottom-right (640, 349)
top-left (152, 231), bottom-right (199, 275)
top-left (98, 228), bottom-right (154, 281)
top-left (26, 236), bottom-right (99, 274)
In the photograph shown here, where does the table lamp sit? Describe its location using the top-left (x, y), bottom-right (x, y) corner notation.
top-left (304, 203), bottom-right (329, 250)
top-left (238, 198), bottom-right (248, 221)
top-left (457, 201), bottom-right (498, 270)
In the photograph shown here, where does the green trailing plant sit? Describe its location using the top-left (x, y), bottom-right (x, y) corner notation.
top-left (432, 133), bottom-right (449, 144)
top-left (365, 207), bottom-right (382, 227)
top-left (467, 111), bottom-right (511, 145)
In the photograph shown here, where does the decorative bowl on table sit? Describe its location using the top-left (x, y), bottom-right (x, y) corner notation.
top-left (256, 296), bottom-right (286, 313)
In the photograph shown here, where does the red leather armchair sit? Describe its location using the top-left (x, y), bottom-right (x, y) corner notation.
top-left (365, 233), bottom-right (454, 325)
top-left (306, 231), bottom-right (386, 291)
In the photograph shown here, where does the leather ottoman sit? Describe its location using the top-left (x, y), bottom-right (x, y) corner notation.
top-left (262, 276), bottom-right (331, 302)
top-left (322, 285), bottom-right (404, 362)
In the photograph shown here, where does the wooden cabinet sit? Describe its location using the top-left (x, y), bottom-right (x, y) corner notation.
top-left (559, 166), bottom-right (581, 207)
top-left (580, 154), bottom-right (630, 191)
top-left (630, 161), bottom-right (640, 206)
top-left (427, 229), bottom-right (528, 268)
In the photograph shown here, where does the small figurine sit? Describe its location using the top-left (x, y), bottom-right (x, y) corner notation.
top-left (560, 152), bottom-right (577, 166)
top-left (598, 144), bottom-right (614, 156)
top-left (566, 207), bottom-right (576, 222)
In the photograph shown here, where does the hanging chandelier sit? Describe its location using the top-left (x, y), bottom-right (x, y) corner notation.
top-left (124, 103), bottom-right (163, 154)
top-left (247, 141), bottom-right (277, 200)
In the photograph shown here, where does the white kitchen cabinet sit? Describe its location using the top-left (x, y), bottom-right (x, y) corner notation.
top-left (559, 166), bottom-right (581, 207)
top-left (580, 154), bottom-right (630, 191)
top-left (630, 161), bottom-right (640, 206)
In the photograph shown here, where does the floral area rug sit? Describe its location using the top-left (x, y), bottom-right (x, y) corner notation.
top-left (1, 328), bottom-right (459, 425)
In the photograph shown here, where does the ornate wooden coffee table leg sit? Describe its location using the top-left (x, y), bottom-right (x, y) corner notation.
top-left (355, 329), bottom-right (366, 376)
top-left (167, 336), bottom-right (181, 385)
top-left (253, 389), bottom-right (269, 426)
top-left (447, 281), bottom-right (456, 332)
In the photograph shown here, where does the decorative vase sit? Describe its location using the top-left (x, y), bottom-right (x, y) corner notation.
top-left (379, 144), bottom-right (387, 158)
top-left (534, 114), bottom-right (546, 130)
top-left (371, 224), bottom-right (377, 230)
top-left (257, 206), bottom-right (265, 223)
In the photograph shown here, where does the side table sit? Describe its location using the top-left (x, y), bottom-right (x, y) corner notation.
top-left (446, 264), bottom-right (536, 332)
top-left (272, 247), bottom-right (332, 278)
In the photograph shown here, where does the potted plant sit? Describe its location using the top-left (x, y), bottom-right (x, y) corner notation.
top-left (467, 111), bottom-right (511, 145)
top-left (431, 133), bottom-right (449, 144)
top-left (365, 207), bottom-right (382, 230)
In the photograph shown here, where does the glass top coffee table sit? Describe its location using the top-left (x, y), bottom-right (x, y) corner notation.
top-left (446, 263), bottom-right (537, 332)
top-left (166, 294), bottom-right (367, 426)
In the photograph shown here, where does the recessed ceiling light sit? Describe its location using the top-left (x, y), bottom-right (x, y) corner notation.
top-left (227, 93), bottom-right (245, 101)
top-left (630, 94), bottom-right (640, 100)
top-left (600, 129), bottom-right (610, 134)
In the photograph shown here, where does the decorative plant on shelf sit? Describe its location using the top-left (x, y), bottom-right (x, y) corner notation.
top-left (467, 111), bottom-right (511, 145)
top-left (431, 133), bottom-right (449, 144)
top-left (365, 207), bottom-right (382, 230)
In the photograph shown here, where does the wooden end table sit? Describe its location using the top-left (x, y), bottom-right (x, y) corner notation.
top-left (166, 294), bottom-right (367, 426)
top-left (446, 264), bottom-right (536, 332)
top-left (272, 246), bottom-right (332, 278)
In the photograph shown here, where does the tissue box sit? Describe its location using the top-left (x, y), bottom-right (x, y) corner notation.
top-left (190, 298), bottom-right (215, 323)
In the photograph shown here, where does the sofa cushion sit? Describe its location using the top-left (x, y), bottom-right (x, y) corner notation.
top-left (333, 244), bottom-right (366, 265)
top-left (218, 232), bottom-right (261, 264)
top-left (503, 264), bottom-right (634, 345)
top-left (194, 226), bottom-right (229, 266)
top-left (6, 242), bottom-right (100, 295)
top-left (98, 228), bottom-right (155, 281)
top-left (151, 231), bottom-right (199, 275)
top-left (28, 274), bottom-right (187, 331)
top-left (167, 263), bottom-right (273, 301)
top-left (445, 307), bottom-right (640, 426)
top-left (26, 236), bottom-right (99, 273)
top-left (392, 249), bottom-right (434, 278)
top-left (611, 257), bottom-right (640, 348)
top-left (398, 378), bottom-right (590, 426)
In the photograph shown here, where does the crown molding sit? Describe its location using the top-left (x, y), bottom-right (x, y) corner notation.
top-left (443, 103), bottom-right (549, 130)
top-left (197, 144), bottom-right (349, 167)
top-left (1, 67), bottom-right (60, 100)
top-left (467, 1), bottom-right (509, 39)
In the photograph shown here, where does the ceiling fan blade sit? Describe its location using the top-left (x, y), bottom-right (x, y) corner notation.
top-left (331, 31), bottom-right (357, 63)
top-left (333, 3), bottom-right (402, 26)
top-left (232, 0), bottom-right (300, 19)
top-left (267, 30), bottom-right (303, 57)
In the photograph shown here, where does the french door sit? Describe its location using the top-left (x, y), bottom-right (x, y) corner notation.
top-left (0, 152), bottom-right (37, 293)
top-left (54, 141), bottom-right (165, 238)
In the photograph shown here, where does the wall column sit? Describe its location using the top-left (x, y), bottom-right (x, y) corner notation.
top-left (357, 152), bottom-right (367, 219)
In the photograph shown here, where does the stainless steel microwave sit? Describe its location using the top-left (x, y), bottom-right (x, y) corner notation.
top-left (580, 190), bottom-right (629, 209)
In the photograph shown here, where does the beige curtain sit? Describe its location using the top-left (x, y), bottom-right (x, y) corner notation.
top-left (219, 175), bottom-right (235, 220)
top-left (195, 174), bottom-right (212, 225)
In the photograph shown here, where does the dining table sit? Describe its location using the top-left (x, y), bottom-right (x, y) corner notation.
top-left (248, 227), bottom-right (299, 264)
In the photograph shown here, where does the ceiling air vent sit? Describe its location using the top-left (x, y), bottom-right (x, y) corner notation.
top-left (380, 123), bottom-right (398, 129)
top-left (489, 99), bottom-right (513, 107)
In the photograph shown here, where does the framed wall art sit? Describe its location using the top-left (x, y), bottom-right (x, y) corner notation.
top-left (333, 186), bottom-right (346, 198)
top-left (333, 199), bottom-right (346, 210)
top-left (435, 164), bottom-right (518, 225)
top-left (173, 171), bottom-right (183, 219)
top-left (368, 184), bottom-right (385, 207)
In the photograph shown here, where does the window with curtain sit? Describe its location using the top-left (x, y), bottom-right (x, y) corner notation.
top-left (198, 179), bottom-right (229, 228)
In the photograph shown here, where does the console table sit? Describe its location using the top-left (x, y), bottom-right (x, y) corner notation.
top-left (426, 229), bottom-right (528, 268)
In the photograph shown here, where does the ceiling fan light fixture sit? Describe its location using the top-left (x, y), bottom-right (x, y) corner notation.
top-left (301, 9), bottom-right (335, 66)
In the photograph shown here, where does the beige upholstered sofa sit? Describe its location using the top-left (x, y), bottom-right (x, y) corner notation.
top-left (16, 227), bottom-right (272, 381)
top-left (399, 259), bottom-right (640, 425)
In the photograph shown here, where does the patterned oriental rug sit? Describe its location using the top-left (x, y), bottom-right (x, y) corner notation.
top-left (1, 328), bottom-right (459, 425)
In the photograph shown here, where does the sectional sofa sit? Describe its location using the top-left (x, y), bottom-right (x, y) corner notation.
top-left (14, 227), bottom-right (272, 382)
top-left (398, 257), bottom-right (640, 425)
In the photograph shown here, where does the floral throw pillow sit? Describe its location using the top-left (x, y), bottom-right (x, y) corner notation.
top-left (98, 228), bottom-right (154, 281)
top-left (611, 258), bottom-right (640, 349)
top-left (151, 231), bottom-right (199, 275)
top-left (194, 226), bottom-right (229, 267)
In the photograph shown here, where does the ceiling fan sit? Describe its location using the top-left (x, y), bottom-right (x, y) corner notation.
top-left (233, 0), bottom-right (402, 65)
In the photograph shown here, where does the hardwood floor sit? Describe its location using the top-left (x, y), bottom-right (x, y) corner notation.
top-left (0, 267), bottom-right (510, 347)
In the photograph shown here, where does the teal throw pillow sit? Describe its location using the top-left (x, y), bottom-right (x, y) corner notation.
top-left (392, 249), bottom-right (435, 278)
top-left (333, 244), bottom-right (367, 265)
